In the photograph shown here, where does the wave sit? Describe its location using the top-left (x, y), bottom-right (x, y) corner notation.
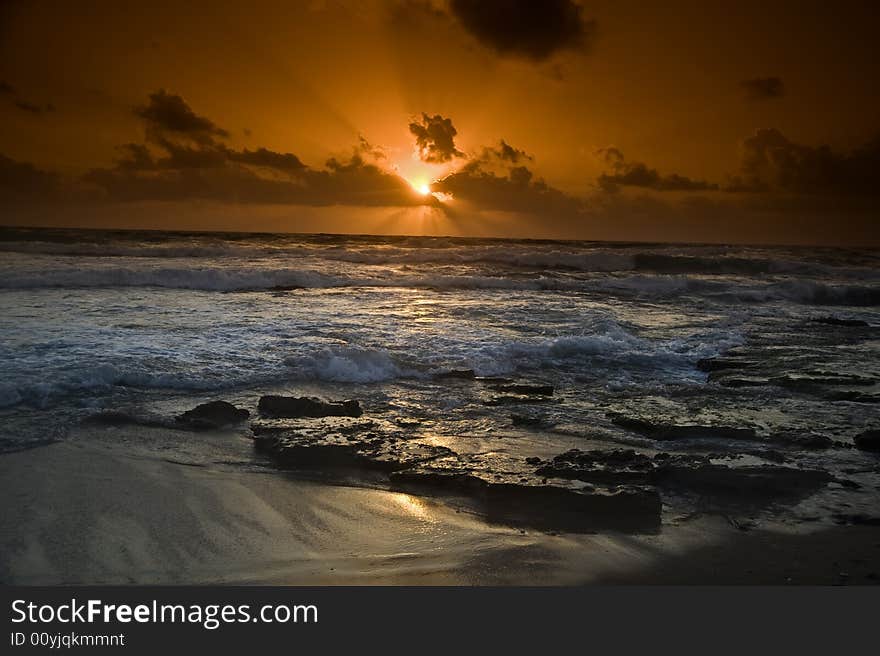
top-left (0, 364), bottom-right (255, 409)
top-left (283, 346), bottom-right (407, 383)
top-left (0, 321), bottom-right (741, 409)
top-left (1, 264), bottom-right (878, 305)
top-left (3, 239), bottom-right (876, 279)
top-left (631, 253), bottom-right (878, 278)
top-left (717, 280), bottom-right (880, 306)
top-left (0, 240), bottom-right (635, 271)
top-left (0, 265), bottom-right (591, 292)
top-left (279, 324), bottom-right (740, 383)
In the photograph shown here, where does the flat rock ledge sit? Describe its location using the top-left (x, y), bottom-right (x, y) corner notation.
top-left (608, 413), bottom-right (758, 441)
top-left (257, 395), bottom-right (363, 418)
top-left (252, 417), bottom-right (451, 472)
top-left (250, 418), bottom-right (661, 531)
top-left (534, 448), bottom-right (840, 504)
top-left (391, 459), bottom-right (660, 531)
top-left (608, 413), bottom-right (839, 449)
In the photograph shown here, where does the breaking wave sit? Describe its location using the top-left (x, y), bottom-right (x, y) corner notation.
top-left (1, 264), bottom-right (877, 305)
top-left (3, 238), bottom-right (877, 279)
top-left (0, 321), bottom-right (740, 410)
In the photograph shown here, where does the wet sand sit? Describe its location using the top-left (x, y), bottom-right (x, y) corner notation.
top-left (1, 432), bottom-right (878, 585)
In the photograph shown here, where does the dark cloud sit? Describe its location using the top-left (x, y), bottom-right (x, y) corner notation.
top-left (115, 143), bottom-right (156, 171)
top-left (596, 147), bottom-right (718, 192)
top-left (449, 0), bottom-right (596, 61)
top-left (435, 141), bottom-right (582, 216)
top-left (390, 0), bottom-right (448, 24)
top-left (408, 113), bottom-right (464, 163)
top-left (13, 100), bottom-right (43, 114)
top-left (355, 135), bottom-right (386, 160)
top-left (726, 128), bottom-right (880, 196)
top-left (0, 79), bottom-right (54, 115)
top-left (227, 147), bottom-right (306, 171)
top-left (82, 91), bottom-right (427, 207)
top-left (483, 139), bottom-right (533, 164)
top-left (741, 76), bottom-right (784, 100)
top-left (9, 99), bottom-right (53, 115)
top-left (134, 89), bottom-right (229, 142)
top-left (0, 152), bottom-right (60, 200)
top-left (85, 151), bottom-right (425, 207)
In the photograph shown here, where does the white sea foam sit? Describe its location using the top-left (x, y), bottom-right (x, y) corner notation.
top-left (283, 346), bottom-right (406, 383)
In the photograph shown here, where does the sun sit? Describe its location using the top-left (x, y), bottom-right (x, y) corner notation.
top-left (408, 179), bottom-right (431, 196)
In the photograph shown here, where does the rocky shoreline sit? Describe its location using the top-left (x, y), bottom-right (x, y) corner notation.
top-left (84, 381), bottom-right (878, 534)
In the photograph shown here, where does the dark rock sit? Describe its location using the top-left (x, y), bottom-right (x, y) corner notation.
top-left (490, 384), bottom-right (554, 396)
top-left (833, 513), bottom-right (880, 526)
top-left (535, 447), bottom-right (834, 505)
top-left (251, 416), bottom-right (378, 437)
top-left (524, 456), bottom-right (542, 466)
top-left (609, 413), bottom-right (758, 442)
top-left (510, 413), bottom-right (555, 428)
top-left (771, 431), bottom-right (833, 450)
top-left (854, 429), bottom-right (880, 452)
top-left (829, 391), bottom-right (880, 403)
top-left (696, 357), bottom-right (757, 373)
top-left (175, 401), bottom-right (249, 430)
top-left (484, 395), bottom-right (553, 406)
top-left (743, 449), bottom-right (788, 463)
top-left (812, 317), bottom-right (869, 328)
top-left (474, 376), bottom-right (512, 383)
top-left (654, 462), bottom-right (833, 499)
top-left (434, 369), bottom-right (476, 380)
top-left (717, 376), bottom-right (771, 388)
top-left (389, 454), bottom-right (661, 531)
top-left (254, 425), bottom-right (661, 531)
top-left (535, 449), bottom-right (656, 485)
top-left (772, 373), bottom-right (876, 390)
top-left (251, 418), bottom-right (451, 472)
top-left (258, 395), bottom-right (362, 418)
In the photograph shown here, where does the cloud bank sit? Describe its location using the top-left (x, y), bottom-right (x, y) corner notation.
top-left (82, 91), bottom-right (427, 207)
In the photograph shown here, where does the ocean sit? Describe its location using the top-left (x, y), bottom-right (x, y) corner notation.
top-left (1, 226), bottom-right (878, 522)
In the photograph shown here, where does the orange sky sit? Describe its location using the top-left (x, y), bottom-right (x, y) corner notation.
top-left (1, 0), bottom-right (878, 245)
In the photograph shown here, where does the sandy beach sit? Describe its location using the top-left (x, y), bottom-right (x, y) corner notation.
top-left (2, 427), bottom-right (878, 586)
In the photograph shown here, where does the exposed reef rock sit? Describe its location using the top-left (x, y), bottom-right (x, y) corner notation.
top-left (257, 395), bottom-right (362, 418)
top-left (175, 400), bottom-right (249, 430)
top-left (251, 416), bottom-right (450, 471)
top-left (608, 413), bottom-right (758, 442)
top-left (770, 431), bottom-right (833, 450)
top-left (534, 448), bottom-right (837, 503)
top-left (489, 384), bottom-right (554, 396)
top-left (510, 412), bottom-right (556, 428)
top-left (696, 357), bottom-right (757, 373)
top-left (483, 395), bottom-right (554, 406)
top-left (812, 317), bottom-right (870, 328)
top-left (251, 419), bottom-right (661, 531)
top-left (854, 429), bottom-right (880, 452)
top-left (535, 449), bottom-right (656, 485)
top-left (389, 452), bottom-right (661, 531)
